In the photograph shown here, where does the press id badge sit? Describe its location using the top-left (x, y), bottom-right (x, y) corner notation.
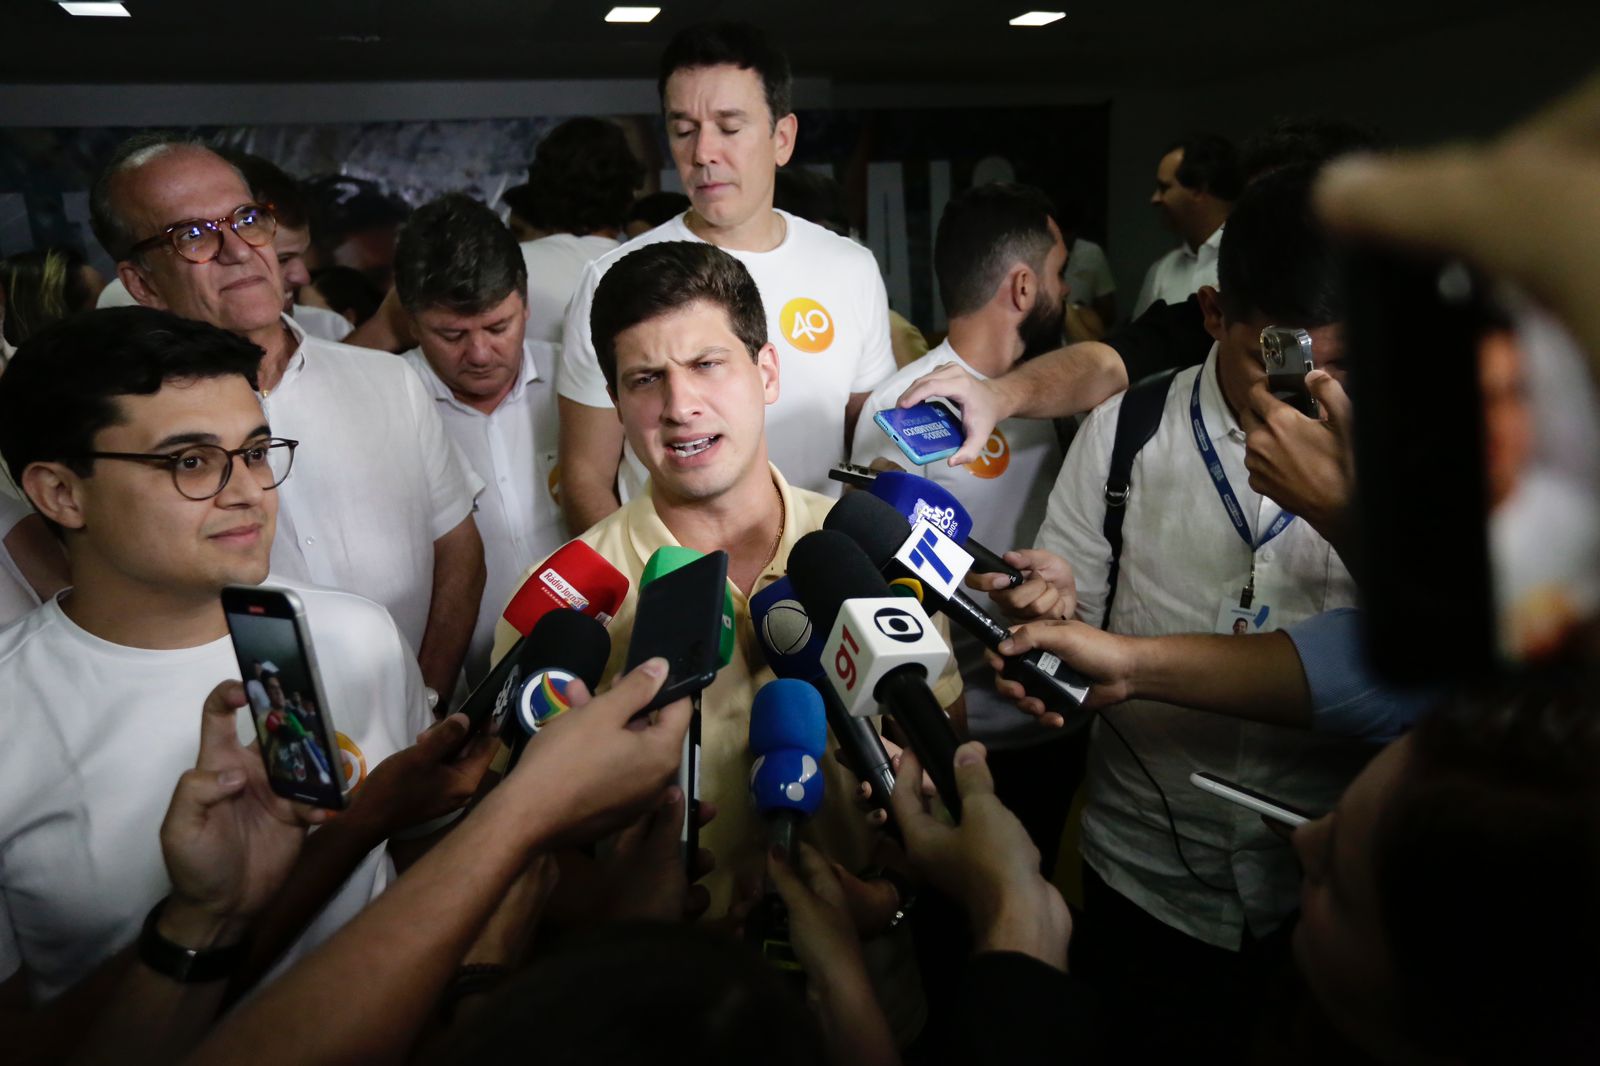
top-left (1216, 597), bottom-right (1274, 635)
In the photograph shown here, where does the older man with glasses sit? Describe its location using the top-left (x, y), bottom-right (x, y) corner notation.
top-left (89, 134), bottom-right (486, 701)
top-left (0, 307), bottom-right (461, 1053)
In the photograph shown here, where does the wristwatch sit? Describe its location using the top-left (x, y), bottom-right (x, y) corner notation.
top-left (136, 897), bottom-right (244, 984)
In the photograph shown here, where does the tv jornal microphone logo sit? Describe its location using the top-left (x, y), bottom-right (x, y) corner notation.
top-left (873, 606), bottom-right (925, 643)
top-left (906, 528), bottom-right (955, 585)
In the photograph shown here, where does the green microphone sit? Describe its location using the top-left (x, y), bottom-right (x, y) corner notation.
top-left (641, 544), bottom-right (735, 667)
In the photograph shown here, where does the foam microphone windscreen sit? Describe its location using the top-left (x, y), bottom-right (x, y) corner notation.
top-left (522, 608), bottom-right (612, 693)
top-left (749, 678), bottom-right (827, 757)
top-left (868, 470), bottom-right (973, 542)
top-left (823, 491), bottom-right (914, 569)
top-left (503, 540), bottom-right (629, 636)
top-left (787, 529), bottom-right (894, 633)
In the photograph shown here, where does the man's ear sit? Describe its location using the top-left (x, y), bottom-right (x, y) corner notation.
top-left (757, 342), bottom-right (780, 405)
top-left (1197, 285), bottom-right (1227, 344)
top-left (22, 463), bottom-right (89, 532)
top-left (772, 113), bottom-right (798, 168)
top-left (1007, 263), bottom-right (1036, 315)
top-left (119, 260), bottom-right (168, 311)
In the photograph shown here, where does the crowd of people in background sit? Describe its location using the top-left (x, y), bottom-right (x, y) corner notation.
top-left (1, 17), bottom-right (1598, 1066)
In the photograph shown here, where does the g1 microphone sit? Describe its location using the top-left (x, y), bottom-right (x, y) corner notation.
top-left (866, 470), bottom-right (1024, 584)
top-left (502, 539), bottom-right (630, 637)
top-left (827, 492), bottom-right (1091, 720)
top-left (640, 544), bottom-right (735, 667)
top-left (788, 530), bottom-right (964, 817)
top-left (469, 609), bottom-right (611, 802)
top-left (751, 577), bottom-right (897, 816)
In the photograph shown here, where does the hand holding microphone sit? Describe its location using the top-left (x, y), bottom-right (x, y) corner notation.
top-left (965, 546), bottom-right (1078, 624)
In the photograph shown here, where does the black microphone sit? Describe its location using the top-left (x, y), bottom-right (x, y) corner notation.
top-left (469, 609), bottom-right (611, 805)
top-left (788, 530), bottom-right (964, 818)
top-left (825, 492), bottom-right (1091, 722)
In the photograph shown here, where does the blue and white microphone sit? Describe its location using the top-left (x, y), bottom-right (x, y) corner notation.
top-left (749, 678), bottom-right (827, 860)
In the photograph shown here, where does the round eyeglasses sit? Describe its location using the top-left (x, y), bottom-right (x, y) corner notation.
top-left (126, 203), bottom-right (278, 265)
top-left (75, 438), bottom-right (298, 500)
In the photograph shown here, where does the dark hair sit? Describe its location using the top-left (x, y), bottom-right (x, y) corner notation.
top-left (627, 191), bottom-right (691, 231)
top-left (393, 193), bottom-right (527, 316)
top-left (1241, 116), bottom-right (1386, 183)
top-left (590, 242), bottom-right (766, 394)
top-left (309, 267), bottom-right (383, 327)
top-left (524, 118), bottom-right (644, 235)
top-left (1167, 133), bottom-right (1244, 201)
top-left (1215, 164), bottom-right (1343, 326)
top-left (89, 132), bottom-right (218, 261)
top-left (215, 148), bottom-right (310, 231)
top-left (935, 183), bottom-right (1058, 319)
top-left (447, 923), bottom-right (826, 1066)
top-left (657, 22), bottom-right (793, 125)
top-left (1, 247), bottom-right (97, 346)
top-left (0, 306), bottom-right (262, 494)
top-left (773, 169), bottom-right (848, 236)
top-left (1373, 689), bottom-right (1600, 1063)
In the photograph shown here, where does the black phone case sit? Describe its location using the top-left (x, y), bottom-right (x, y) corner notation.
top-left (624, 550), bottom-right (730, 712)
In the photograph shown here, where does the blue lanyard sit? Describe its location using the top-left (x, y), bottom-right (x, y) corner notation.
top-left (1189, 371), bottom-right (1295, 552)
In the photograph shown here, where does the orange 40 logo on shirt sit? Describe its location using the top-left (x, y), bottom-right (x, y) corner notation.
top-left (781, 297), bottom-right (835, 353)
top-left (965, 428), bottom-right (1011, 479)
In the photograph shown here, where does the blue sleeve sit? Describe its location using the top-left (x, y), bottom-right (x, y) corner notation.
top-left (1285, 608), bottom-right (1439, 743)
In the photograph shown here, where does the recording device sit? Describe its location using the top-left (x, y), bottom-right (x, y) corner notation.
top-left (827, 466), bottom-right (1023, 584)
top-left (627, 548), bottom-right (731, 869)
top-left (468, 610), bottom-right (611, 801)
top-left (1260, 325), bottom-right (1318, 418)
top-left (746, 679), bottom-right (827, 978)
top-left (641, 544), bottom-right (735, 667)
top-left (788, 529), bottom-right (964, 817)
top-left (222, 585), bottom-right (346, 810)
top-left (825, 492), bottom-right (1091, 719)
top-left (501, 539), bottom-right (630, 637)
top-left (1345, 247), bottom-right (1600, 680)
top-left (1189, 771), bottom-right (1310, 828)
top-left (873, 398), bottom-right (964, 466)
top-left (751, 577), bottom-right (897, 818)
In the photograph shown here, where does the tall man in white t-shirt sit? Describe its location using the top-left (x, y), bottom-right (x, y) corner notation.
top-left (0, 308), bottom-right (438, 1040)
top-left (394, 194), bottom-right (567, 685)
top-left (556, 21), bottom-right (896, 533)
top-left (1034, 166), bottom-right (1367, 1058)
top-left (89, 135), bottom-right (486, 697)
top-left (1132, 134), bottom-right (1241, 317)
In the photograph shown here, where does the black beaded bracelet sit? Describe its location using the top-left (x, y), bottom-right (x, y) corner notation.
top-left (136, 897), bottom-right (244, 984)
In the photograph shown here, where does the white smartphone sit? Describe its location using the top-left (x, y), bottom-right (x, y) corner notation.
top-left (1189, 771), bottom-right (1310, 827)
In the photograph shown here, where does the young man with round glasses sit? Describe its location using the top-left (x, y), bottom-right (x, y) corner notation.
top-left (89, 134), bottom-right (486, 701)
top-left (0, 308), bottom-right (438, 1037)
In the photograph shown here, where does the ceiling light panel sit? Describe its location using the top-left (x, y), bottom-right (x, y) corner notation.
top-left (57, 1), bottom-right (132, 14)
top-left (1010, 10), bottom-right (1066, 27)
top-left (605, 6), bottom-right (661, 22)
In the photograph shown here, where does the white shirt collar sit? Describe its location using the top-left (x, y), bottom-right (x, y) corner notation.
top-left (265, 312), bottom-right (310, 397)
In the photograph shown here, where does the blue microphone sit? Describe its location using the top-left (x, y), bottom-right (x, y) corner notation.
top-left (749, 678), bottom-right (826, 859)
top-left (867, 470), bottom-right (1023, 584)
top-left (752, 579), bottom-right (897, 820)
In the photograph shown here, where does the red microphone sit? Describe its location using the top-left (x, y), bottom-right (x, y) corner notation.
top-left (503, 540), bottom-right (630, 636)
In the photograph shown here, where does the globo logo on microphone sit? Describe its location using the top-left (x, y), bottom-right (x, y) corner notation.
top-left (873, 606), bottom-right (926, 643)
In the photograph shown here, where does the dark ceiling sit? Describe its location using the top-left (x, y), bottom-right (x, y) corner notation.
top-left (0, 0), bottom-right (1557, 86)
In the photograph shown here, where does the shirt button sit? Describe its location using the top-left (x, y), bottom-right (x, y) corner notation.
top-left (1259, 549), bottom-right (1273, 563)
top-left (305, 536), bottom-right (316, 545)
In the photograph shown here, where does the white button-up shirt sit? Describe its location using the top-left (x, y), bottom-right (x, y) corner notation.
top-left (1036, 347), bottom-right (1365, 950)
top-left (263, 316), bottom-right (483, 654)
top-left (401, 340), bottom-right (566, 684)
top-left (1133, 224), bottom-right (1224, 317)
